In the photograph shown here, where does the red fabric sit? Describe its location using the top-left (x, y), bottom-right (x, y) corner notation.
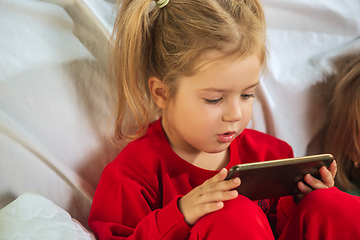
top-left (189, 195), bottom-right (275, 240)
top-left (278, 187), bottom-right (360, 240)
top-left (188, 187), bottom-right (360, 240)
top-left (88, 119), bottom-right (295, 239)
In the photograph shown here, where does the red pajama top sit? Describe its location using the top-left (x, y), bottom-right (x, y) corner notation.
top-left (88, 119), bottom-right (296, 239)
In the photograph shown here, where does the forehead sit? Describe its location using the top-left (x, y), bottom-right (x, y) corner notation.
top-left (178, 54), bottom-right (261, 90)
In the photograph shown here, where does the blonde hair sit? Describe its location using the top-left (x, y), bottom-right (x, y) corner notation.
top-left (110, 0), bottom-right (267, 141)
top-left (321, 52), bottom-right (360, 191)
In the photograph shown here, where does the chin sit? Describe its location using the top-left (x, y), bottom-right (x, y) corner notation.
top-left (205, 145), bottom-right (230, 154)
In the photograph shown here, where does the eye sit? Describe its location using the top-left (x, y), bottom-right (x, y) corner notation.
top-left (205, 98), bottom-right (222, 104)
top-left (241, 94), bottom-right (255, 100)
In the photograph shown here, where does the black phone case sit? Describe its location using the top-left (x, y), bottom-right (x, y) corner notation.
top-left (225, 154), bottom-right (334, 200)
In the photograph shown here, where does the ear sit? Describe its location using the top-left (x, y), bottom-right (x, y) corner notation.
top-left (148, 76), bottom-right (167, 109)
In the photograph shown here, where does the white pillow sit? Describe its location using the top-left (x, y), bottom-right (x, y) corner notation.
top-left (0, 190), bottom-right (96, 240)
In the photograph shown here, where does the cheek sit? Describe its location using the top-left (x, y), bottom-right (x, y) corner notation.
top-left (182, 103), bottom-right (219, 130)
top-left (178, 97), bottom-right (203, 116)
top-left (242, 102), bottom-right (254, 121)
top-left (246, 103), bottom-right (254, 114)
top-left (247, 104), bottom-right (253, 119)
top-left (171, 97), bottom-right (202, 127)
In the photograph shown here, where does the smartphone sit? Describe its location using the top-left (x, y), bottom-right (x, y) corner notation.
top-left (225, 154), bottom-right (334, 200)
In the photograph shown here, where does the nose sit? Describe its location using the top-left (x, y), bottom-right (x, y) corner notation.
top-left (222, 100), bottom-right (242, 122)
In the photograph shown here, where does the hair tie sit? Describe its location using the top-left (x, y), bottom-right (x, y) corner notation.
top-left (156, 0), bottom-right (169, 8)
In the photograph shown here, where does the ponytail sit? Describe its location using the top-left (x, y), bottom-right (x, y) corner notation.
top-left (110, 0), bottom-right (155, 141)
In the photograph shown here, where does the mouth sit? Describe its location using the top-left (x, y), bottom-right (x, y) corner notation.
top-left (217, 131), bottom-right (236, 143)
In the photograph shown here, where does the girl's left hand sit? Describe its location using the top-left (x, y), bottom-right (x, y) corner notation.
top-left (297, 160), bottom-right (337, 195)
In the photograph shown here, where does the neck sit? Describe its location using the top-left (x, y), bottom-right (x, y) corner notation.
top-left (172, 145), bottom-right (230, 170)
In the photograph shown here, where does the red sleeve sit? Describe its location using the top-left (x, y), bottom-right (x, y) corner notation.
top-left (88, 162), bottom-right (191, 240)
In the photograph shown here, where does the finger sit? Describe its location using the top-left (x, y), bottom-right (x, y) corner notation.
top-left (216, 168), bottom-right (228, 180)
top-left (196, 170), bottom-right (226, 193)
top-left (303, 173), bottom-right (328, 190)
top-left (181, 200), bottom-right (225, 225)
top-left (188, 201), bottom-right (225, 225)
top-left (199, 201), bottom-right (225, 214)
top-left (319, 165), bottom-right (334, 188)
top-left (201, 169), bottom-right (241, 192)
top-left (328, 160), bottom-right (337, 179)
top-left (194, 178), bottom-right (239, 206)
top-left (203, 177), bottom-right (241, 196)
top-left (203, 168), bottom-right (228, 186)
top-left (219, 177), bottom-right (241, 191)
top-left (297, 180), bottom-right (312, 195)
top-left (200, 187), bottom-right (239, 204)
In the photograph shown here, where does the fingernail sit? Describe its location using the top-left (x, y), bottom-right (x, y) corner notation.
top-left (333, 160), bottom-right (337, 167)
top-left (231, 190), bottom-right (238, 196)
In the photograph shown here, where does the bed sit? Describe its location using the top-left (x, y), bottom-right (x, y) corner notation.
top-left (0, 0), bottom-right (359, 238)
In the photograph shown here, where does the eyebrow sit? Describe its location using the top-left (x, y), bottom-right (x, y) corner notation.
top-left (200, 82), bottom-right (260, 92)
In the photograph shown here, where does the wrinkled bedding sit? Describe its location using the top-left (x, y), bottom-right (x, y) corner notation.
top-left (0, 0), bottom-right (359, 238)
top-left (0, 190), bottom-right (96, 240)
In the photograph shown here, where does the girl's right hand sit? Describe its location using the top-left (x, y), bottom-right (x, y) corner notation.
top-left (178, 168), bottom-right (240, 225)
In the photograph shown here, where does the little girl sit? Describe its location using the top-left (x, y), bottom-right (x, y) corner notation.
top-left (89, 0), bottom-right (360, 239)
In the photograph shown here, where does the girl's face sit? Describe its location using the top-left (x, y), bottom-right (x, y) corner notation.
top-left (162, 54), bottom-right (261, 156)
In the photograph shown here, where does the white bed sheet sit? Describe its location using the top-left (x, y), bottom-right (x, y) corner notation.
top-left (0, 0), bottom-right (359, 237)
top-left (252, 0), bottom-right (360, 157)
top-left (0, 0), bottom-right (124, 230)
